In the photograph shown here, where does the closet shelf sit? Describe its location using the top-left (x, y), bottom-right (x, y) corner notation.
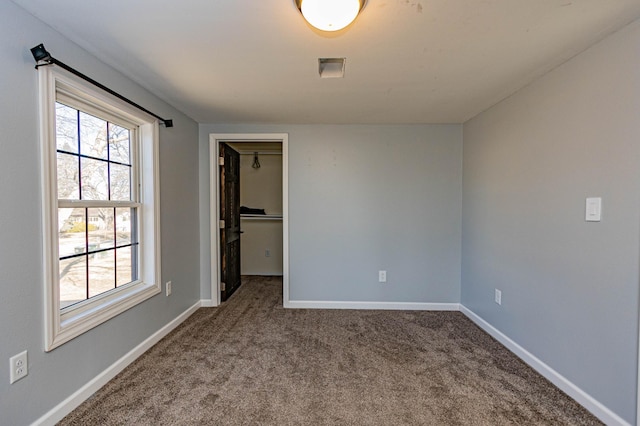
top-left (240, 214), bottom-right (283, 221)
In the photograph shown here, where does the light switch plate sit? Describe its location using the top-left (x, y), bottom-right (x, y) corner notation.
top-left (585, 197), bottom-right (602, 222)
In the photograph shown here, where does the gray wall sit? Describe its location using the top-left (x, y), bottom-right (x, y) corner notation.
top-left (0, 2), bottom-right (201, 424)
top-left (461, 20), bottom-right (640, 423)
top-left (199, 124), bottom-right (462, 303)
top-left (238, 153), bottom-right (283, 275)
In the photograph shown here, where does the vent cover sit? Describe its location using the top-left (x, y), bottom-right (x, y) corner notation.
top-left (318, 58), bottom-right (346, 78)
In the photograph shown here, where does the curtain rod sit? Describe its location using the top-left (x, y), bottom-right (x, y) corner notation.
top-left (30, 44), bottom-right (173, 128)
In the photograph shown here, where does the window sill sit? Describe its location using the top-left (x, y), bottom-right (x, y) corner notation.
top-left (47, 281), bottom-right (160, 351)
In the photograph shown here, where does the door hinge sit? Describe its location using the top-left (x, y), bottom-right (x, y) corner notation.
top-left (221, 282), bottom-right (226, 291)
top-left (219, 156), bottom-right (224, 166)
top-left (219, 220), bottom-right (225, 229)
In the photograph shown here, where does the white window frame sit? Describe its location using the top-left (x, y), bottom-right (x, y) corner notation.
top-left (38, 65), bottom-right (161, 351)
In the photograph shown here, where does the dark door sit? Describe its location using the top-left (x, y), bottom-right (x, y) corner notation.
top-left (219, 143), bottom-right (241, 301)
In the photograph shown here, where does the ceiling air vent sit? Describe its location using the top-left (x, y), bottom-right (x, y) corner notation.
top-left (318, 58), bottom-right (346, 78)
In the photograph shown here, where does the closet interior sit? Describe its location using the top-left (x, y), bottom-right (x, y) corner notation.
top-left (227, 142), bottom-right (283, 276)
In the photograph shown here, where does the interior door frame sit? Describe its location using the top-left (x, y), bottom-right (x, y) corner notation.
top-left (209, 133), bottom-right (289, 307)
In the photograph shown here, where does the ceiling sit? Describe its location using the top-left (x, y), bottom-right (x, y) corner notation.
top-left (13, 0), bottom-right (640, 124)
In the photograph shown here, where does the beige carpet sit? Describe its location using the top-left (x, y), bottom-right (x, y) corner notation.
top-left (59, 276), bottom-right (601, 425)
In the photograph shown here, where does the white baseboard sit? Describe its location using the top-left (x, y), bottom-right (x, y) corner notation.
top-left (200, 299), bottom-right (216, 307)
top-left (286, 300), bottom-right (460, 311)
top-left (459, 305), bottom-right (631, 426)
top-left (33, 301), bottom-right (202, 426)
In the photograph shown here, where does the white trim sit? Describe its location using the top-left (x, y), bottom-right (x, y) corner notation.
top-left (200, 299), bottom-right (216, 307)
top-left (460, 305), bottom-right (631, 426)
top-left (39, 63), bottom-right (59, 351)
top-left (286, 300), bottom-right (460, 311)
top-left (209, 133), bottom-right (289, 308)
top-left (33, 301), bottom-right (202, 426)
top-left (38, 67), bottom-right (162, 351)
top-left (38, 65), bottom-right (162, 351)
top-left (209, 142), bottom-right (220, 307)
top-left (282, 139), bottom-right (290, 306)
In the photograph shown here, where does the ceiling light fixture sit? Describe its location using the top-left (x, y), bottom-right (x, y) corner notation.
top-left (295, 0), bottom-right (367, 32)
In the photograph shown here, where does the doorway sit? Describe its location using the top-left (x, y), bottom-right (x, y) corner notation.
top-left (209, 133), bottom-right (289, 307)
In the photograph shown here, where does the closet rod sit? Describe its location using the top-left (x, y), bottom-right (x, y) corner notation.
top-left (238, 151), bottom-right (282, 156)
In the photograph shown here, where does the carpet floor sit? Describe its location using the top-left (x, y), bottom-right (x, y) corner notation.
top-left (59, 276), bottom-right (602, 425)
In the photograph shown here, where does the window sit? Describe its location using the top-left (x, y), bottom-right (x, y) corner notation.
top-left (38, 66), bottom-right (161, 351)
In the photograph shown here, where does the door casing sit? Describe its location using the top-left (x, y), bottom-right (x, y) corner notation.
top-left (209, 133), bottom-right (289, 307)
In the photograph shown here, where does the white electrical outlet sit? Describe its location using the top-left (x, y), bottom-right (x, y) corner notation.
top-left (378, 270), bottom-right (387, 283)
top-left (265, 249), bottom-right (271, 258)
top-left (495, 289), bottom-right (502, 305)
top-left (10, 351), bottom-right (28, 384)
top-left (166, 281), bottom-right (172, 296)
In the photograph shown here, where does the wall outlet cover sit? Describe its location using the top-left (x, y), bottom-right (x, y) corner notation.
top-left (10, 351), bottom-right (28, 384)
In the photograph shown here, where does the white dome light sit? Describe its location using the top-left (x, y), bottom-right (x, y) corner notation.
top-left (298, 0), bottom-right (364, 32)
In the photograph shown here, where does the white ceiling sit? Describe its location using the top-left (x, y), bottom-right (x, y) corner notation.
top-left (13, 0), bottom-right (640, 124)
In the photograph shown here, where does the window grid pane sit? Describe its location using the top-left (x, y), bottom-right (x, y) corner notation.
top-left (79, 111), bottom-right (108, 160)
top-left (88, 249), bottom-right (116, 299)
top-left (110, 164), bottom-right (131, 201)
top-left (55, 102), bottom-right (137, 310)
top-left (60, 256), bottom-right (87, 309)
top-left (56, 153), bottom-right (80, 200)
top-left (108, 123), bottom-right (131, 165)
top-left (80, 157), bottom-right (109, 201)
top-left (55, 103), bottom-right (79, 154)
top-left (116, 246), bottom-right (133, 287)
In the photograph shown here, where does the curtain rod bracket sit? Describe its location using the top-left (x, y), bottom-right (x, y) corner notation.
top-left (34, 61), bottom-right (54, 70)
top-left (30, 43), bottom-right (174, 128)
